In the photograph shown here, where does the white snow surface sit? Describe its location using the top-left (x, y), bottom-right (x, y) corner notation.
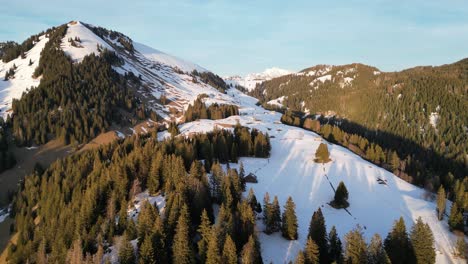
top-left (0, 35), bottom-right (49, 119)
top-left (430, 112), bottom-right (439, 129)
top-left (134, 42), bottom-right (206, 73)
top-left (159, 88), bottom-right (463, 264)
top-left (127, 190), bottom-right (165, 221)
top-left (61, 21), bottom-right (113, 62)
top-left (267, 96), bottom-right (286, 108)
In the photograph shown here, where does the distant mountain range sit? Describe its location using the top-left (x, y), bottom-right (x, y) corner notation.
top-left (224, 67), bottom-right (292, 91)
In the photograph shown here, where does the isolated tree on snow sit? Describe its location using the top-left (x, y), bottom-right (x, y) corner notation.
top-left (314, 143), bottom-right (331, 163)
top-left (436, 185), bottom-right (446, 220)
top-left (410, 217), bottom-right (435, 264)
top-left (333, 181), bottom-right (349, 208)
top-left (281, 196), bottom-right (298, 240)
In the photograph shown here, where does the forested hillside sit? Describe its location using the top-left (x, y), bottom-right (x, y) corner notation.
top-left (251, 61), bottom-right (468, 196)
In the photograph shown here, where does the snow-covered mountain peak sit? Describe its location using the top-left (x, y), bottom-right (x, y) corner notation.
top-left (0, 22), bottom-right (234, 121)
top-left (225, 67), bottom-right (293, 91)
top-left (246, 67), bottom-right (292, 80)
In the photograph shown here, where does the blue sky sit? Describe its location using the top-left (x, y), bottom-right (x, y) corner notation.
top-left (1, 0), bottom-right (467, 75)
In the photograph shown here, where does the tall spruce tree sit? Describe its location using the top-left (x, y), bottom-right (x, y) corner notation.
top-left (222, 235), bottom-right (238, 264)
top-left (448, 202), bottom-right (464, 231)
top-left (172, 205), bottom-right (195, 264)
top-left (138, 235), bottom-right (156, 264)
top-left (304, 238), bottom-right (320, 264)
top-left (328, 226), bottom-right (343, 263)
top-left (197, 209), bottom-right (212, 263)
top-left (266, 196), bottom-right (281, 233)
top-left (384, 217), bottom-right (414, 264)
top-left (344, 225), bottom-right (367, 264)
top-left (436, 185), bottom-right (446, 220)
top-left (410, 217), bottom-right (435, 264)
top-left (206, 230), bottom-right (221, 264)
top-left (119, 234), bottom-right (136, 264)
top-left (240, 235), bottom-right (262, 264)
top-left (308, 208), bottom-right (329, 263)
top-left (367, 234), bottom-right (390, 264)
top-left (281, 196), bottom-right (298, 240)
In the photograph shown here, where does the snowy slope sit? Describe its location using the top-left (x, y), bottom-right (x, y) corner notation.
top-left (225, 67), bottom-right (293, 91)
top-left (62, 21), bottom-right (236, 121)
top-left (134, 42), bottom-right (206, 73)
top-left (61, 21), bottom-right (113, 62)
top-left (0, 35), bottom-right (49, 119)
top-left (0, 21), bottom-right (236, 122)
top-left (160, 88), bottom-right (464, 264)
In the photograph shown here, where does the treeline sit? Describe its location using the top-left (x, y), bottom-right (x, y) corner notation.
top-left (192, 70), bottom-right (228, 93)
top-left (84, 22), bottom-right (134, 53)
top-left (11, 24), bottom-right (138, 146)
top-left (184, 96), bottom-right (239, 122)
top-left (0, 36), bottom-right (38, 63)
top-left (6, 126), bottom-right (270, 263)
top-left (254, 61), bottom-right (468, 198)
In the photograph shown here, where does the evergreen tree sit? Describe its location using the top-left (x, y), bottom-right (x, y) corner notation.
top-left (266, 195), bottom-right (281, 233)
top-left (206, 230), bottom-right (221, 264)
top-left (281, 196), bottom-right (298, 240)
top-left (455, 237), bottom-right (466, 259)
top-left (119, 234), bottom-right (136, 264)
top-left (138, 235), bottom-right (155, 264)
top-left (263, 192), bottom-right (271, 228)
top-left (222, 235), bottom-right (238, 264)
top-left (308, 208), bottom-right (329, 263)
top-left (197, 209), bottom-right (212, 263)
top-left (344, 225), bottom-right (367, 264)
top-left (294, 250), bottom-right (306, 264)
top-left (172, 205), bottom-right (194, 264)
top-left (240, 235), bottom-right (262, 264)
top-left (367, 234), bottom-right (390, 264)
top-left (332, 181), bottom-right (349, 208)
top-left (328, 226), bottom-right (343, 263)
top-left (314, 143), bottom-right (330, 163)
top-left (436, 185), bottom-right (446, 220)
top-left (304, 238), bottom-right (320, 264)
top-left (448, 202), bottom-right (464, 231)
top-left (410, 217), bottom-right (435, 264)
top-left (384, 217), bottom-right (413, 264)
